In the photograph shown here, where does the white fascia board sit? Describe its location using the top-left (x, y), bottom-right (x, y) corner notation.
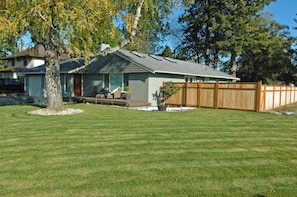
top-left (154, 70), bottom-right (240, 81)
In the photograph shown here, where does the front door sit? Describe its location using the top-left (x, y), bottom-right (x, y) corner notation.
top-left (74, 74), bottom-right (81, 96)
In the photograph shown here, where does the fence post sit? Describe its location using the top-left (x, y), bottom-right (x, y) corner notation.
top-left (197, 82), bottom-right (201, 108)
top-left (293, 87), bottom-right (297, 103)
top-left (272, 85), bottom-right (275, 110)
top-left (255, 81), bottom-right (262, 112)
top-left (286, 86), bottom-right (289, 105)
top-left (262, 84), bottom-right (266, 111)
top-left (184, 82), bottom-right (188, 107)
top-left (278, 86), bottom-right (283, 107)
top-left (214, 82), bottom-right (219, 109)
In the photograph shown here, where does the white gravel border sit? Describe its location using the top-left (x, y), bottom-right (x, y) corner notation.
top-left (28, 108), bottom-right (84, 116)
top-left (130, 106), bottom-right (196, 112)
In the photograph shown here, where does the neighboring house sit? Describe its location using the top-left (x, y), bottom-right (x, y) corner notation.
top-left (0, 44), bottom-right (45, 79)
top-left (20, 50), bottom-right (239, 105)
top-left (0, 44), bottom-right (69, 79)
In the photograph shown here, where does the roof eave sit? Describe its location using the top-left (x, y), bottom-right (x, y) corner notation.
top-left (154, 70), bottom-right (240, 81)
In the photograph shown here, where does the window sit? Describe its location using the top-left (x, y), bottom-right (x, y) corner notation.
top-left (109, 73), bottom-right (123, 91)
top-left (131, 51), bottom-right (146, 58)
top-left (64, 75), bottom-right (68, 94)
top-left (185, 76), bottom-right (196, 83)
top-left (164, 57), bottom-right (177, 63)
top-left (149, 54), bottom-right (162, 61)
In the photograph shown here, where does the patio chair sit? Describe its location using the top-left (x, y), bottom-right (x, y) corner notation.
top-left (110, 87), bottom-right (122, 99)
top-left (95, 87), bottom-right (109, 103)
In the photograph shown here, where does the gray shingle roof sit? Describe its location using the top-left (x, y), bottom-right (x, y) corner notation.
top-left (20, 50), bottom-right (239, 81)
top-left (116, 50), bottom-right (239, 80)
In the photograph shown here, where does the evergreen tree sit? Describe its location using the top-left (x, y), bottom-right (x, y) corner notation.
top-left (237, 13), bottom-right (296, 85)
top-left (179, 0), bottom-right (224, 68)
top-left (223, 0), bottom-right (276, 77)
top-left (161, 46), bottom-right (174, 58)
top-left (178, 0), bottom-right (275, 73)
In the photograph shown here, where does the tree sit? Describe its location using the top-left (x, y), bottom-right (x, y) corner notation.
top-left (161, 46), bottom-right (174, 58)
top-left (237, 13), bottom-right (297, 85)
top-left (178, 0), bottom-right (217, 66)
top-left (0, 0), bottom-right (115, 111)
top-left (102, 0), bottom-right (194, 55)
top-left (178, 0), bottom-right (275, 73)
top-left (223, 0), bottom-right (276, 77)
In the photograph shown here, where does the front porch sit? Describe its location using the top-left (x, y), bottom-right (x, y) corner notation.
top-left (72, 96), bottom-right (151, 107)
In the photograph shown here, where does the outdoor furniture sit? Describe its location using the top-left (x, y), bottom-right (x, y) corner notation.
top-left (111, 87), bottom-right (122, 99)
top-left (95, 87), bottom-right (109, 103)
top-left (95, 87), bottom-right (122, 103)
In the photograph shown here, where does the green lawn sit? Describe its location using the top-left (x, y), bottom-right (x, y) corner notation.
top-left (1, 104), bottom-right (296, 196)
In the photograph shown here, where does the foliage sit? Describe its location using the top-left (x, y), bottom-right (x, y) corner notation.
top-left (178, 0), bottom-right (276, 73)
top-left (178, 0), bottom-right (225, 67)
top-left (237, 13), bottom-right (297, 85)
top-left (157, 81), bottom-right (180, 105)
top-left (0, 0), bottom-right (114, 56)
top-left (160, 46), bottom-right (174, 58)
top-left (1, 104), bottom-right (297, 196)
top-left (124, 86), bottom-right (132, 94)
top-left (0, 51), bottom-right (7, 69)
top-left (117, 1), bottom-right (177, 54)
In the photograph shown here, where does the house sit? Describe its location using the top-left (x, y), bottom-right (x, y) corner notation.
top-left (0, 44), bottom-right (45, 79)
top-left (0, 44), bottom-right (69, 79)
top-left (20, 50), bottom-right (239, 106)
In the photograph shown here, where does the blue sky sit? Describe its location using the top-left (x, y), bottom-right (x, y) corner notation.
top-left (264, 0), bottom-right (297, 36)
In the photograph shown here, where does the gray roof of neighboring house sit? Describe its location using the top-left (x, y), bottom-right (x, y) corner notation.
top-left (19, 58), bottom-right (85, 75)
top-left (0, 66), bottom-right (27, 73)
top-left (2, 48), bottom-right (44, 59)
top-left (2, 44), bottom-right (70, 60)
top-left (20, 50), bottom-right (239, 81)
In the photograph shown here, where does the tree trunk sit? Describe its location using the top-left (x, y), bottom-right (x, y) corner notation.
top-left (205, 48), bottom-right (210, 66)
top-left (96, 0), bottom-right (144, 57)
top-left (231, 51), bottom-right (237, 78)
top-left (205, 2), bottom-right (211, 66)
top-left (44, 47), bottom-right (64, 111)
top-left (213, 49), bottom-right (219, 70)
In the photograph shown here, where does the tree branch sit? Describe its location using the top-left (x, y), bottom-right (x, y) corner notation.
top-left (94, 0), bottom-right (145, 57)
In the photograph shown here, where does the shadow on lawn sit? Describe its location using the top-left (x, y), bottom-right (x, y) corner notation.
top-left (0, 94), bottom-right (46, 108)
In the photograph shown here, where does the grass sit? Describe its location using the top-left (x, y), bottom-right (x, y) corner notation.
top-left (0, 103), bottom-right (297, 196)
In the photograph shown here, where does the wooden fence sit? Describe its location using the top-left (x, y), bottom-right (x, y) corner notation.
top-left (165, 81), bottom-right (297, 112)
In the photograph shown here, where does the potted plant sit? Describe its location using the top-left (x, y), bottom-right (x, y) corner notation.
top-left (157, 81), bottom-right (180, 111)
top-left (124, 86), bottom-right (132, 100)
